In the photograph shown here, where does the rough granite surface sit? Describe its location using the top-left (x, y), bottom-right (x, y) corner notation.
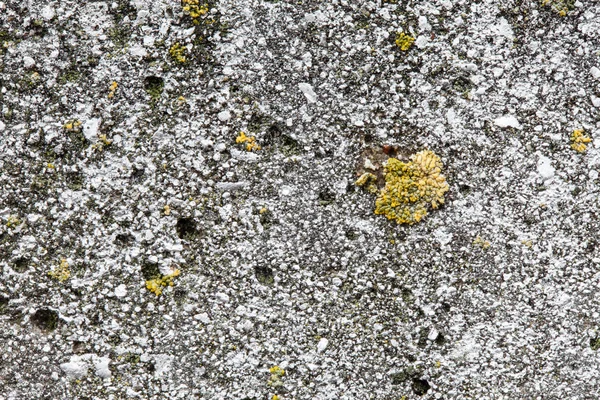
top-left (1, 0), bottom-right (600, 399)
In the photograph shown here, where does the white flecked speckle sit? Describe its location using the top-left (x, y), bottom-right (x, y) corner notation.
top-left (317, 338), bottom-right (329, 353)
top-left (114, 284), bottom-right (127, 298)
top-left (537, 155), bottom-right (554, 179)
top-left (494, 115), bottom-right (522, 129)
top-left (23, 56), bottom-right (35, 68)
top-left (217, 110), bottom-right (231, 121)
top-left (298, 83), bottom-right (317, 103)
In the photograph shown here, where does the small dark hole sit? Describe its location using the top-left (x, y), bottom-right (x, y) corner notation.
top-left (174, 288), bottom-right (187, 301)
top-left (31, 308), bottom-right (59, 332)
top-left (264, 123), bottom-right (282, 146)
top-left (318, 189), bottom-right (335, 205)
top-left (255, 266), bottom-right (274, 286)
top-left (131, 167), bottom-right (145, 182)
top-left (435, 333), bottom-right (446, 346)
top-left (345, 230), bottom-right (358, 240)
top-left (115, 233), bottom-right (135, 246)
top-left (141, 261), bottom-right (161, 280)
top-left (13, 257), bottom-right (29, 273)
top-left (144, 76), bottom-right (164, 99)
top-left (0, 296), bottom-right (9, 314)
top-left (412, 378), bottom-right (431, 396)
top-left (72, 340), bottom-right (86, 354)
top-left (176, 217), bottom-right (197, 239)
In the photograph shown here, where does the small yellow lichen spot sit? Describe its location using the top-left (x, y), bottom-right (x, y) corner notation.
top-left (236, 131), bottom-right (261, 151)
top-left (473, 236), bottom-right (491, 249)
top-left (571, 129), bottom-right (591, 153)
top-left (522, 240), bottom-right (533, 248)
top-left (355, 172), bottom-right (379, 194)
top-left (272, 396), bottom-right (280, 400)
top-left (269, 366), bottom-right (285, 376)
top-left (145, 269), bottom-right (181, 296)
top-left (395, 32), bottom-right (415, 51)
top-left (374, 150), bottom-right (449, 224)
top-left (47, 163), bottom-right (55, 169)
top-left (108, 81), bottom-right (118, 99)
top-left (48, 258), bottom-right (71, 282)
top-left (435, 360), bottom-right (442, 368)
top-left (169, 42), bottom-right (187, 64)
top-left (182, 0), bottom-right (209, 24)
top-left (164, 205), bottom-right (171, 216)
top-left (98, 134), bottom-right (112, 146)
top-left (267, 365), bottom-right (285, 388)
top-left (64, 119), bottom-right (82, 131)
top-left (259, 207), bottom-right (268, 214)
top-left (6, 215), bottom-right (21, 228)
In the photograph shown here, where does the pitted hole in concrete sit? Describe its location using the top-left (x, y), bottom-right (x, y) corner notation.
top-left (72, 340), bottom-right (86, 354)
top-left (318, 189), bottom-right (336, 206)
top-left (130, 166), bottom-right (145, 183)
top-left (0, 296), bottom-right (9, 314)
top-left (31, 308), bottom-right (59, 332)
top-left (114, 233), bottom-right (135, 246)
top-left (176, 217), bottom-right (197, 239)
top-left (412, 378), bottom-right (431, 396)
top-left (144, 76), bottom-right (164, 100)
top-left (141, 260), bottom-right (160, 280)
top-left (254, 266), bottom-right (274, 286)
top-left (12, 256), bottom-right (29, 273)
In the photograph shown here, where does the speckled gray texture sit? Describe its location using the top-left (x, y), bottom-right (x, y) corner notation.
top-left (1, 0), bottom-right (600, 399)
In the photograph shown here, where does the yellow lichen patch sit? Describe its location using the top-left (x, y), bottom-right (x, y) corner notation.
top-left (164, 205), bottom-right (171, 216)
top-left (64, 119), bottom-right (82, 131)
top-left (6, 215), bottom-right (21, 228)
top-left (541, 0), bottom-right (572, 16)
top-left (268, 365), bottom-right (285, 388)
top-left (355, 172), bottom-right (378, 194)
top-left (236, 131), bottom-right (261, 151)
top-left (145, 269), bottom-right (181, 296)
top-left (169, 42), bottom-right (187, 64)
top-left (48, 258), bottom-right (71, 282)
top-left (374, 150), bottom-right (449, 224)
top-left (395, 32), bottom-right (415, 51)
top-left (108, 81), bottom-right (118, 99)
top-left (571, 129), bottom-right (591, 153)
top-left (182, 0), bottom-right (209, 24)
top-left (473, 236), bottom-right (491, 249)
top-left (99, 134), bottom-right (112, 146)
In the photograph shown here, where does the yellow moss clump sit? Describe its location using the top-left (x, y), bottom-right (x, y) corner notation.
top-left (571, 129), bottom-right (591, 153)
top-left (48, 258), bottom-right (71, 282)
top-left (542, 0), bottom-right (572, 16)
top-left (146, 269), bottom-right (181, 296)
top-left (182, 0), bottom-right (209, 24)
top-left (6, 215), bottom-right (21, 228)
top-left (236, 131), bottom-right (261, 151)
top-left (169, 42), bottom-right (187, 64)
top-left (268, 365), bottom-right (285, 388)
top-left (108, 81), bottom-right (118, 99)
top-left (64, 119), bottom-right (82, 131)
top-left (473, 236), bottom-right (491, 249)
top-left (374, 150), bottom-right (449, 224)
top-left (355, 172), bottom-right (378, 194)
top-left (395, 32), bottom-right (415, 51)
